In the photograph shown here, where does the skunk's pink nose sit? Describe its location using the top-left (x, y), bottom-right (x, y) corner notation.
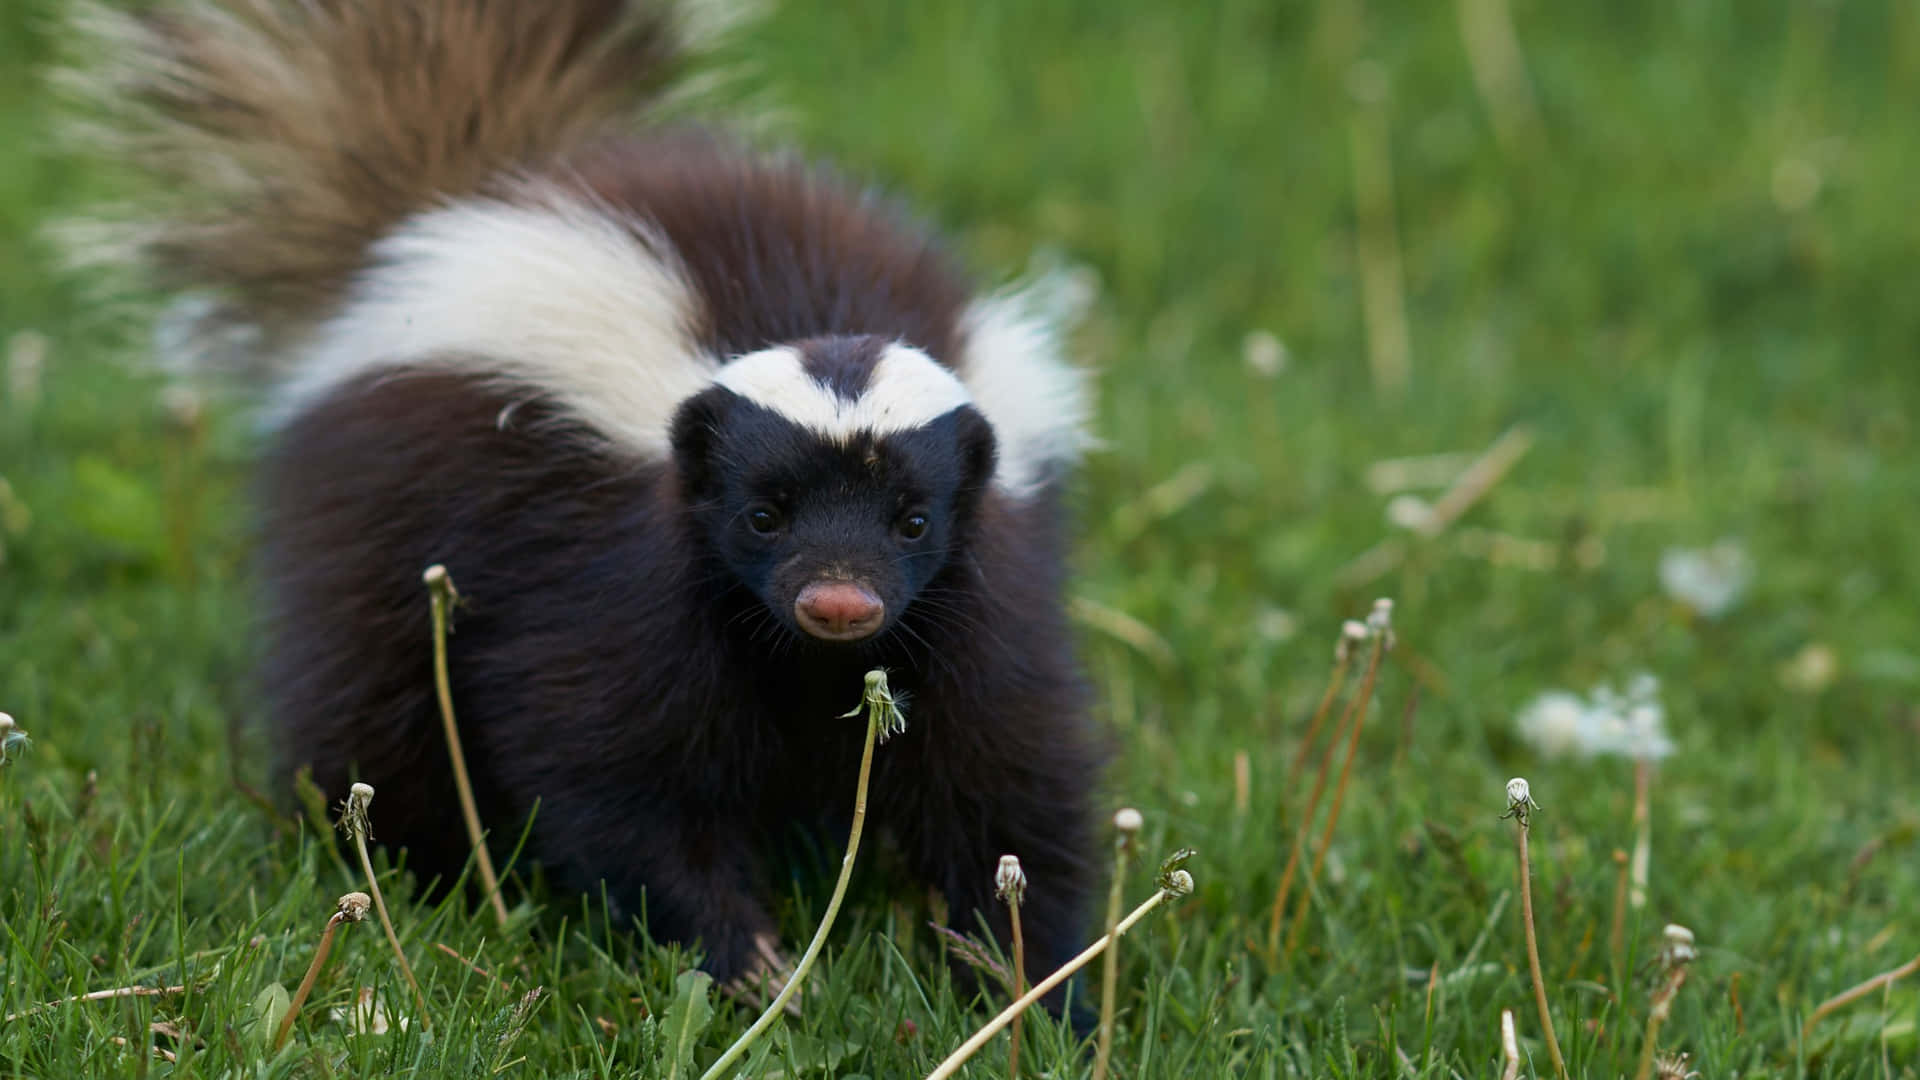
top-left (794, 582), bottom-right (885, 641)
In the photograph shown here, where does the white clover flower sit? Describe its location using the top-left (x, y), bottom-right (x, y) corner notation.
top-left (1515, 674), bottom-right (1673, 762)
top-left (1659, 540), bottom-right (1753, 618)
top-left (330, 987), bottom-right (409, 1036)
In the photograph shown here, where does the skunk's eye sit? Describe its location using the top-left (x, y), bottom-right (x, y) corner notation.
top-left (747, 505), bottom-right (784, 535)
top-left (897, 513), bottom-right (930, 541)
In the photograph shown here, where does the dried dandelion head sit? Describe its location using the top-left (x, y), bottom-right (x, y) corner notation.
top-left (1337, 620), bottom-right (1369, 662)
top-left (994, 855), bottom-right (1027, 907)
top-left (1156, 847), bottom-right (1197, 896)
top-left (1658, 923), bottom-right (1697, 971)
top-left (0, 712), bottom-right (29, 765)
top-left (1367, 597), bottom-right (1394, 635)
top-left (1652, 1051), bottom-right (1699, 1080)
top-left (1502, 776), bottom-right (1539, 825)
top-left (337, 782), bottom-right (375, 841)
top-left (1113, 807), bottom-right (1143, 856)
top-left (840, 668), bottom-right (908, 740)
top-left (337, 892), bottom-right (373, 923)
top-left (1163, 869), bottom-right (1194, 898)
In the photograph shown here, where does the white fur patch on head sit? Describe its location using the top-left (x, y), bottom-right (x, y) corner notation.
top-left (275, 187), bottom-right (717, 457)
top-left (955, 275), bottom-right (1097, 497)
top-left (714, 343), bottom-right (974, 440)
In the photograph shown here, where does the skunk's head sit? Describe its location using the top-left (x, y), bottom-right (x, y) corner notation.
top-left (669, 336), bottom-right (998, 645)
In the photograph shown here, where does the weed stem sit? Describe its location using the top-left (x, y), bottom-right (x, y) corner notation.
top-left (700, 670), bottom-right (901, 1080)
top-left (925, 870), bottom-right (1192, 1080)
top-left (424, 565), bottom-right (508, 926)
top-left (1506, 779), bottom-right (1568, 1080)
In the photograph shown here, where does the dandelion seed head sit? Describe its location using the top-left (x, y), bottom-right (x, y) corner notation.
top-left (422, 564), bottom-right (449, 588)
top-left (337, 892), bottom-right (373, 922)
top-left (1114, 807), bottom-right (1143, 834)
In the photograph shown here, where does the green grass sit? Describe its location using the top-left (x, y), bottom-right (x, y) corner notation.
top-left (4, 0), bottom-right (1920, 1075)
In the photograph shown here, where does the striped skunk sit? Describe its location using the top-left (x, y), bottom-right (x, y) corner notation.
top-left (67, 0), bottom-right (1106, 1007)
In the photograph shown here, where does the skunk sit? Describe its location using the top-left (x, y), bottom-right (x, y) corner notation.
top-left (68, 0), bottom-right (1106, 1002)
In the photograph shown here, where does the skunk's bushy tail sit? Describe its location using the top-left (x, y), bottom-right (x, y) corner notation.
top-left (60, 0), bottom-right (739, 345)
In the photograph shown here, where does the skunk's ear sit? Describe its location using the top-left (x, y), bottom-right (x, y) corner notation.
top-left (668, 387), bottom-right (734, 501)
top-left (953, 405), bottom-right (999, 500)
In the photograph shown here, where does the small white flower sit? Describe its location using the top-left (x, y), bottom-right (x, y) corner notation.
top-left (1113, 807), bottom-right (1144, 835)
top-left (1515, 691), bottom-right (1589, 757)
top-left (1254, 607), bottom-right (1298, 643)
top-left (330, 987), bottom-right (409, 1036)
top-left (1242, 329), bottom-right (1288, 378)
top-left (1659, 540), bottom-right (1753, 618)
top-left (1515, 674), bottom-right (1673, 762)
top-left (1384, 495), bottom-right (1435, 531)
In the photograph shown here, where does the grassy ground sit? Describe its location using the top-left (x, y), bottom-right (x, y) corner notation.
top-left (4, 0), bottom-right (1920, 1076)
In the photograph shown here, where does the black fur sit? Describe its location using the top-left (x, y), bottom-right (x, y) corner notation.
top-left (264, 135), bottom-right (1106, 1015)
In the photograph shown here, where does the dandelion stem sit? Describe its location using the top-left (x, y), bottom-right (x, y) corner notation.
top-left (1286, 625), bottom-right (1389, 956)
top-left (1093, 810), bottom-right (1141, 1080)
top-left (424, 565), bottom-right (508, 927)
top-left (1007, 898), bottom-right (1026, 1078)
top-left (1800, 951), bottom-right (1920, 1046)
top-left (925, 883), bottom-right (1186, 1080)
top-left (3, 984), bottom-right (187, 1023)
top-left (1497, 1009), bottom-right (1521, 1080)
top-left (700, 671), bottom-right (897, 1080)
top-left (342, 786), bottom-right (431, 1029)
top-left (1513, 808), bottom-right (1568, 1080)
top-left (1266, 627), bottom-right (1363, 964)
top-left (1608, 848), bottom-right (1630, 988)
top-left (274, 913), bottom-right (345, 1051)
top-left (1629, 757), bottom-right (1651, 911)
top-left (1633, 966), bottom-right (1689, 1080)
top-left (1287, 647), bottom-right (1353, 786)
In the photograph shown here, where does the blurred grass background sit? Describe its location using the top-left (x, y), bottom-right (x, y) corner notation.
top-left (3, 0), bottom-right (1918, 1076)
